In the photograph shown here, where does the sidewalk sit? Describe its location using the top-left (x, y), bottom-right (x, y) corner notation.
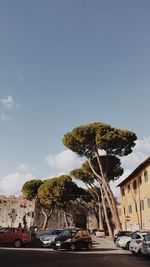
top-left (92, 235), bottom-right (121, 250)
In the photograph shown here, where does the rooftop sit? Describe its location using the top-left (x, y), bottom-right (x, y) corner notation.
top-left (117, 156), bottom-right (150, 187)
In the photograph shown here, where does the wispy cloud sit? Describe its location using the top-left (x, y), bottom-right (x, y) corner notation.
top-left (0, 173), bottom-right (34, 195)
top-left (0, 163), bottom-right (36, 195)
top-left (46, 149), bottom-right (83, 173)
top-left (1, 95), bottom-right (21, 110)
top-left (0, 112), bottom-right (9, 121)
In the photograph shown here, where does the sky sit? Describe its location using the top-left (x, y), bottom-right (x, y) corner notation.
top-left (0, 0), bottom-right (150, 196)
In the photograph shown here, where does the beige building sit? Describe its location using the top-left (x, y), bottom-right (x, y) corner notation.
top-left (117, 157), bottom-right (150, 231)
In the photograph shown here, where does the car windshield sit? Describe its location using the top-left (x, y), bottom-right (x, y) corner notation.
top-left (61, 229), bottom-right (77, 237)
top-left (0, 228), bottom-right (10, 234)
top-left (144, 235), bottom-right (150, 241)
top-left (46, 230), bottom-right (62, 235)
top-left (115, 231), bottom-right (131, 237)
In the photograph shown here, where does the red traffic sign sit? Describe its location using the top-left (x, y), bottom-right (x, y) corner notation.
top-left (125, 215), bottom-right (130, 221)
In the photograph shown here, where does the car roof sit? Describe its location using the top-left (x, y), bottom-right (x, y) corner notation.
top-left (133, 230), bottom-right (150, 234)
top-left (64, 228), bottom-right (84, 230)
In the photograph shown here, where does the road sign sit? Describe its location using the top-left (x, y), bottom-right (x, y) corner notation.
top-left (125, 215), bottom-right (130, 222)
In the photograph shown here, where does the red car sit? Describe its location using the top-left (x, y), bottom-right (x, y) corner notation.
top-left (0, 227), bottom-right (30, 247)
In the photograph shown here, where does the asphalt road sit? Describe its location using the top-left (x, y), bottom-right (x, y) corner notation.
top-left (0, 247), bottom-right (150, 267)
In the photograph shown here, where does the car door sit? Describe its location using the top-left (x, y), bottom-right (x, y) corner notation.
top-left (0, 228), bottom-right (6, 243)
top-left (4, 228), bottom-right (15, 244)
top-left (0, 228), bottom-right (13, 244)
top-left (73, 230), bottom-right (84, 248)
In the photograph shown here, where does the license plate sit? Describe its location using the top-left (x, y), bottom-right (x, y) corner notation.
top-left (56, 243), bottom-right (60, 247)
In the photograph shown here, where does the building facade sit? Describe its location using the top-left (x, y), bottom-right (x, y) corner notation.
top-left (118, 157), bottom-right (150, 231)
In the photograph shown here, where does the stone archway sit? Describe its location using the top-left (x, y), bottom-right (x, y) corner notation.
top-left (74, 213), bottom-right (87, 229)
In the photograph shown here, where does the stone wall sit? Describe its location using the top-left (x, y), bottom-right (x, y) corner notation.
top-left (0, 195), bottom-right (35, 228)
top-left (0, 195), bottom-right (98, 231)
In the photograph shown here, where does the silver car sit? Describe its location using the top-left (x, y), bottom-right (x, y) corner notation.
top-left (40, 229), bottom-right (62, 248)
top-left (142, 233), bottom-right (150, 256)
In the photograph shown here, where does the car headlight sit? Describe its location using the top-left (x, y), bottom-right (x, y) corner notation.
top-left (65, 238), bottom-right (71, 243)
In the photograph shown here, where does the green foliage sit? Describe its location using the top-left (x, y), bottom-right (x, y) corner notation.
top-left (22, 175), bottom-right (88, 211)
top-left (70, 167), bottom-right (95, 184)
top-left (22, 179), bottom-right (43, 200)
top-left (63, 122), bottom-right (137, 158)
top-left (37, 177), bottom-right (57, 208)
top-left (37, 175), bottom-right (87, 209)
top-left (71, 155), bottom-right (123, 183)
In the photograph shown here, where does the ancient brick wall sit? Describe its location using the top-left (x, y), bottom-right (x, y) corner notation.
top-left (0, 195), bottom-right (98, 231)
top-left (0, 195), bottom-right (35, 228)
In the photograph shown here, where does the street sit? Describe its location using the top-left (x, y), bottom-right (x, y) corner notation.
top-left (0, 238), bottom-right (149, 267)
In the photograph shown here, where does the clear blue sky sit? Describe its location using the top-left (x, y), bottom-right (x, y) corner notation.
top-left (0, 0), bottom-right (150, 194)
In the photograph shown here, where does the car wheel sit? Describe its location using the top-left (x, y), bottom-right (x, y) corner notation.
top-left (70, 243), bottom-right (76, 251)
top-left (125, 242), bottom-right (130, 250)
top-left (53, 247), bottom-right (58, 250)
top-left (138, 249), bottom-right (143, 256)
top-left (14, 239), bottom-right (22, 248)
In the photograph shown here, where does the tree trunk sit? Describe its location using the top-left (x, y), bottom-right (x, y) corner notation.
top-left (41, 207), bottom-right (53, 230)
top-left (42, 208), bottom-right (49, 230)
top-left (103, 179), bottom-right (122, 230)
top-left (100, 186), bottom-right (114, 239)
top-left (88, 159), bottom-right (120, 230)
top-left (92, 154), bottom-right (122, 231)
top-left (63, 210), bottom-right (69, 228)
top-left (98, 201), bottom-right (103, 230)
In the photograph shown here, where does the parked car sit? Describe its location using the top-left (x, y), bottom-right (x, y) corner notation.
top-left (0, 227), bottom-right (30, 247)
top-left (95, 229), bottom-right (105, 238)
top-left (116, 234), bottom-right (132, 249)
top-left (141, 233), bottom-right (150, 256)
top-left (53, 228), bottom-right (92, 251)
top-left (129, 231), bottom-right (149, 256)
top-left (40, 229), bottom-right (63, 248)
top-left (114, 231), bottom-right (132, 243)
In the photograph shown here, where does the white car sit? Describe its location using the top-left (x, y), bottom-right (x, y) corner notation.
top-left (95, 229), bottom-right (105, 238)
top-left (130, 231), bottom-right (150, 256)
top-left (116, 235), bottom-right (132, 250)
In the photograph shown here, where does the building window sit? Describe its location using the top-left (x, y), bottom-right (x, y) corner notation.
top-left (133, 180), bottom-right (137, 190)
top-left (144, 170), bottom-right (148, 182)
top-left (147, 198), bottom-right (150, 209)
top-left (128, 205), bottom-right (132, 214)
top-left (140, 200), bottom-right (144, 211)
top-left (123, 207), bottom-right (126, 215)
top-left (138, 176), bottom-right (142, 186)
top-left (128, 185), bottom-right (130, 193)
top-left (122, 188), bottom-right (125, 196)
top-left (135, 203), bottom-right (138, 212)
